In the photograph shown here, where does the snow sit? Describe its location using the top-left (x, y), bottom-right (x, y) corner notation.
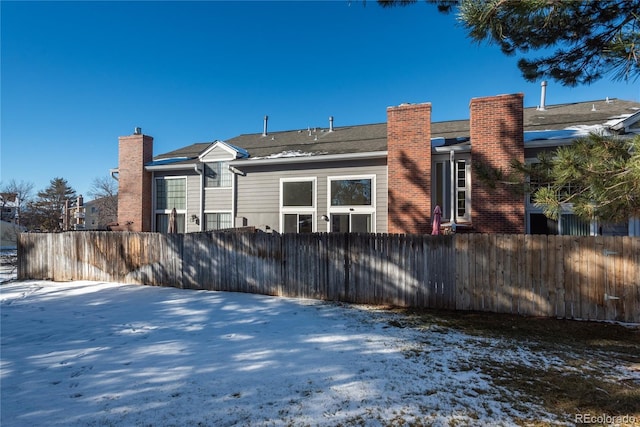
top-left (523, 124), bottom-right (608, 142)
top-left (251, 150), bottom-right (329, 160)
top-left (0, 277), bottom-right (578, 426)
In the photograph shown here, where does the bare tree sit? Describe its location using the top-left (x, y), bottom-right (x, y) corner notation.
top-left (87, 176), bottom-right (118, 229)
top-left (0, 179), bottom-right (34, 225)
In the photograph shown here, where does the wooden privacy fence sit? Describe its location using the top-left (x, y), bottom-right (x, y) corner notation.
top-left (17, 231), bottom-right (640, 323)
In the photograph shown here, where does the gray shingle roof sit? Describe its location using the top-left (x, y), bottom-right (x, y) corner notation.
top-left (153, 98), bottom-right (640, 162)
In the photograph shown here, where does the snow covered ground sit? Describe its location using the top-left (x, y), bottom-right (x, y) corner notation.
top-left (1, 278), bottom-right (566, 427)
top-left (2, 266), bottom-right (636, 426)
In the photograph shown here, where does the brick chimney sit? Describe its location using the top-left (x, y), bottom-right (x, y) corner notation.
top-left (117, 128), bottom-right (153, 232)
top-left (387, 102), bottom-right (432, 234)
top-left (470, 94), bottom-right (525, 234)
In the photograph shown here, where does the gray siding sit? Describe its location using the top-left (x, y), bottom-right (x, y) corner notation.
top-left (201, 145), bottom-right (235, 162)
top-left (186, 174), bottom-right (201, 233)
top-left (204, 188), bottom-right (233, 212)
top-left (235, 159), bottom-right (388, 233)
top-left (152, 170), bottom-right (202, 233)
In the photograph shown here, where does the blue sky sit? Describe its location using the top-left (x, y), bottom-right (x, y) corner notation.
top-left (2, 1), bottom-right (638, 199)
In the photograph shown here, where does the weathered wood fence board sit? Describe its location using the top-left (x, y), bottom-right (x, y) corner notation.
top-left (16, 231), bottom-right (640, 323)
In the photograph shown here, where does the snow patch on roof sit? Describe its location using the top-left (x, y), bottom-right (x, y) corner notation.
top-left (603, 113), bottom-right (636, 128)
top-left (431, 137), bottom-right (445, 147)
top-left (524, 125), bottom-right (608, 142)
top-left (251, 150), bottom-right (329, 160)
top-left (223, 142), bottom-right (250, 158)
top-left (146, 157), bottom-right (192, 166)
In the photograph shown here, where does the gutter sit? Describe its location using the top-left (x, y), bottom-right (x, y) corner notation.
top-left (145, 162), bottom-right (198, 171)
top-left (433, 145), bottom-right (471, 154)
top-left (229, 151), bottom-right (388, 166)
top-left (193, 164), bottom-right (203, 232)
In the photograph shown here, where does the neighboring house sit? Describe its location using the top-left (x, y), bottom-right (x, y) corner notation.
top-left (0, 193), bottom-right (19, 224)
top-left (0, 220), bottom-right (26, 249)
top-left (84, 196), bottom-right (118, 230)
top-left (61, 195), bottom-right (118, 231)
top-left (62, 195), bottom-right (86, 231)
top-left (113, 91), bottom-right (640, 236)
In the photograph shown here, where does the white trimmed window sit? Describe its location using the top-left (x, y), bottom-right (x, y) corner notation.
top-left (204, 162), bottom-right (232, 188)
top-left (327, 175), bottom-right (375, 233)
top-left (205, 212), bottom-right (232, 231)
top-left (280, 178), bottom-right (316, 233)
top-left (155, 177), bottom-right (186, 233)
top-left (432, 154), bottom-right (471, 223)
top-left (456, 159), bottom-right (471, 222)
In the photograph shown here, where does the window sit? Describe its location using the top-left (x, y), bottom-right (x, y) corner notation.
top-left (205, 212), bottom-right (232, 231)
top-left (432, 155), bottom-right (470, 223)
top-left (156, 212), bottom-right (186, 233)
top-left (328, 176), bottom-right (375, 233)
top-left (204, 162), bottom-right (232, 188)
top-left (331, 213), bottom-right (371, 233)
top-left (433, 161), bottom-right (452, 219)
top-left (280, 178), bottom-right (316, 233)
top-left (456, 160), bottom-right (469, 219)
top-left (284, 214), bottom-right (313, 233)
top-left (155, 177), bottom-right (186, 232)
top-left (330, 179), bottom-right (372, 206)
top-left (156, 178), bottom-right (186, 210)
top-left (282, 181), bottom-right (313, 206)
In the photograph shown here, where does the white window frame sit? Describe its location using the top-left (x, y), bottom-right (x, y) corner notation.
top-left (432, 152), bottom-right (471, 224)
top-left (153, 176), bottom-right (187, 232)
top-left (455, 157), bottom-right (471, 223)
top-left (203, 162), bottom-right (232, 189)
top-left (279, 177), bottom-right (317, 233)
top-left (326, 174), bottom-right (376, 232)
top-left (432, 157), bottom-right (452, 221)
top-left (203, 211), bottom-right (233, 231)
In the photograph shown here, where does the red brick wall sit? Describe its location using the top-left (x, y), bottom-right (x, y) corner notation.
top-left (117, 134), bottom-right (153, 232)
top-left (470, 94), bottom-right (525, 234)
top-left (387, 103), bottom-right (432, 234)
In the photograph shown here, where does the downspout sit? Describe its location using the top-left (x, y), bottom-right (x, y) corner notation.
top-left (228, 164), bottom-right (247, 228)
top-left (194, 164), bottom-right (203, 231)
top-left (450, 150), bottom-right (456, 229)
top-left (151, 171), bottom-right (156, 232)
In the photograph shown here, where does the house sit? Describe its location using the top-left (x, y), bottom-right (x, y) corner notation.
top-left (61, 195), bottom-right (86, 231)
top-left (0, 220), bottom-right (26, 249)
top-left (84, 196), bottom-right (118, 230)
top-left (114, 91), bottom-right (640, 236)
top-left (0, 193), bottom-right (20, 224)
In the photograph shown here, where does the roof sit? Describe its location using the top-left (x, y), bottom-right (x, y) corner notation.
top-left (151, 98), bottom-right (640, 165)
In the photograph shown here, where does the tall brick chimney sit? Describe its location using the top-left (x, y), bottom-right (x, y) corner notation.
top-left (387, 102), bottom-right (432, 234)
top-left (470, 94), bottom-right (525, 234)
top-left (117, 128), bottom-right (153, 232)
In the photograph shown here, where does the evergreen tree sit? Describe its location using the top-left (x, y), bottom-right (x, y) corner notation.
top-left (28, 178), bottom-right (76, 232)
top-left (378, 0), bottom-right (640, 85)
top-left (477, 134), bottom-right (640, 224)
top-left (532, 134), bottom-right (640, 223)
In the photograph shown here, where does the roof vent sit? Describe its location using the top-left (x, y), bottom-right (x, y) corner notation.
top-left (134, 127), bottom-right (142, 135)
top-left (262, 115), bottom-right (269, 137)
top-left (329, 116), bottom-right (334, 132)
top-left (537, 81), bottom-right (547, 111)
top-left (591, 104), bottom-right (597, 111)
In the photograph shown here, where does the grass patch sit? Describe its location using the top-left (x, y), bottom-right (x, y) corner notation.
top-left (395, 308), bottom-right (640, 426)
